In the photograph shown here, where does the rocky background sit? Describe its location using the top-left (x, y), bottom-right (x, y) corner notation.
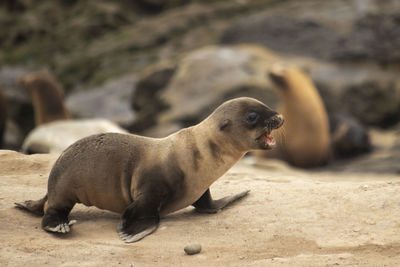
top-left (1, 0), bottom-right (400, 265)
top-left (1, 0), bottom-right (400, 170)
top-left (0, 0), bottom-right (399, 156)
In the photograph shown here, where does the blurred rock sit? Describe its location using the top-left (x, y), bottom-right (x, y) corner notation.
top-left (156, 45), bottom-right (281, 126)
top-left (309, 63), bottom-right (400, 128)
top-left (130, 0), bottom-right (189, 13)
top-left (66, 75), bottom-right (136, 128)
top-left (131, 45), bottom-right (373, 161)
top-left (0, 66), bottom-right (34, 149)
top-left (132, 60), bottom-right (176, 111)
top-left (220, 0), bottom-right (400, 65)
top-left (219, 0), bottom-right (400, 129)
top-left (327, 128), bottom-right (400, 174)
top-left (129, 61), bottom-right (176, 133)
top-left (334, 13), bottom-right (400, 64)
top-left (131, 45), bottom-right (280, 137)
top-left (221, 15), bottom-right (339, 60)
top-left (329, 113), bottom-right (371, 158)
top-left (0, 0), bottom-right (38, 12)
top-left (0, 0), bottom-right (278, 89)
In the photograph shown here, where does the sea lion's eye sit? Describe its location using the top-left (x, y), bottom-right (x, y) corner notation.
top-left (247, 112), bottom-right (259, 123)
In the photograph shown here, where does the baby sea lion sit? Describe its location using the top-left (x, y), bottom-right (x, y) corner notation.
top-left (257, 65), bottom-right (331, 167)
top-left (15, 97), bottom-right (283, 243)
top-left (20, 71), bottom-right (127, 154)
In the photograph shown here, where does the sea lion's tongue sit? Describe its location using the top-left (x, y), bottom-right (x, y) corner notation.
top-left (262, 133), bottom-right (275, 146)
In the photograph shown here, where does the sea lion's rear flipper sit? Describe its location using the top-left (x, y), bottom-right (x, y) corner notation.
top-left (192, 189), bottom-right (250, 214)
top-left (15, 195), bottom-right (48, 216)
top-left (117, 197), bottom-right (161, 243)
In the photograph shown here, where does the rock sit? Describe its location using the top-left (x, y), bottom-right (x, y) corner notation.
top-left (3, 120), bottom-right (22, 150)
top-left (158, 45), bottom-right (280, 124)
top-left (220, 0), bottom-right (400, 65)
top-left (184, 243), bottom-right (201, 255)
top-left (327, 128), bottom-right (400, 174)
top-left (66, 75), bottom-right (136, 128)
top-left (221, 15), bottom-right (339, 60)
top-left (0, 66), bottom-right (34, 149)
top-left (132, 60), bottom-right (176, 112)
top-left (1, 0), bottom-right (277, 89)
top-left (219, 0), bottom-right (400, 128)
top-left (329, 113), bottom-right (371, 158)
top-left (333, 13), bottom-right (400, 64)
top-left (309, 62), bottom-right (400, 128)
top-left (132, 0), bottom-right (188, 13)
top-left (131, 45), bottom-right (280, 137)
top-left (339, 79), bottom-right (400, 127)
top-left (128, 61), bottom-right (176, 133)
top-left (131, 45), bottom-right (373, 160)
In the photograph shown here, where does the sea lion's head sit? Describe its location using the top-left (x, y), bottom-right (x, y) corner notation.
top-left (268, 64), bottom-right (314, 95)
top-left (19, 71), bottom-right (70, 125)
top-left (211, 97), bottom-right (284, 151)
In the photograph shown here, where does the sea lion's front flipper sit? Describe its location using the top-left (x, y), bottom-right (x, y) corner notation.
top-left (192, 189), bottom-right (250, 214)
top-left (117, 198), bottom-right (161, 243)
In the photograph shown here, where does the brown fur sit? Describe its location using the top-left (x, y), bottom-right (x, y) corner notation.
top-left (257, 65), bottom-right (331, 167)
top-left (20, 71), bottom-right (70, 126)
top-left (16, 97), bottom-right (283, 242)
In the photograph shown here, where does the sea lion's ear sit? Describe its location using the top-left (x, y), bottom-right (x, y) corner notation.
top-left (219, 119), bottom-right (231, 131)
top-left (269, 71), bottom-right (288, 89)
top-left (269, 63), bottom-right (288, 89)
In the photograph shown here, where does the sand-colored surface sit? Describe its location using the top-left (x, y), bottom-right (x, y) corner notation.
top-left (1, 150), bottom-right (400, 266)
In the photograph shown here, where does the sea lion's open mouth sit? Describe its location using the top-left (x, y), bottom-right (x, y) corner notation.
top-left (255, 115), bottom-right (284, 149)
top-left (256, 130), bottom-right (276, 149)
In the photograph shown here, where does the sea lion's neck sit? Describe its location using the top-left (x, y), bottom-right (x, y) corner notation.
top-left (162, 126), bottom-right (245, 214)
top-left (194, 118), bottom-right (245, 160)
top-left (280, 74), bottom-right (322, 108)
top-left (172, 122), bottom-right (245, 185)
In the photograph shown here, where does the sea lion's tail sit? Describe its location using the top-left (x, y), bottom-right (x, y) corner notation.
top-left (15, 194), bottom-right (47, 216)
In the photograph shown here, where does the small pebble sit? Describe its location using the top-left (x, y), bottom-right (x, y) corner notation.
top-left (184, 243), bottom-right (202, 255)
top-left (361, 184), bottom-right (369, 191)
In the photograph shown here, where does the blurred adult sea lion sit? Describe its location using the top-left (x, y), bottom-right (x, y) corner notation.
top-left (20, 71), bottom-right (127, 154)
top-left (256, 65), bottom-right (331, 167)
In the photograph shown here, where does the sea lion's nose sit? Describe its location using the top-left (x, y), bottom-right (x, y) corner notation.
top-left (263, 114), bottom-right (284, 129)
top-left (273, 114), bottom-right (284, 129)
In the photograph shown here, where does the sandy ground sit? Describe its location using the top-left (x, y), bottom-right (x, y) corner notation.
top-left (1, 150), bottom-right (400, 266)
